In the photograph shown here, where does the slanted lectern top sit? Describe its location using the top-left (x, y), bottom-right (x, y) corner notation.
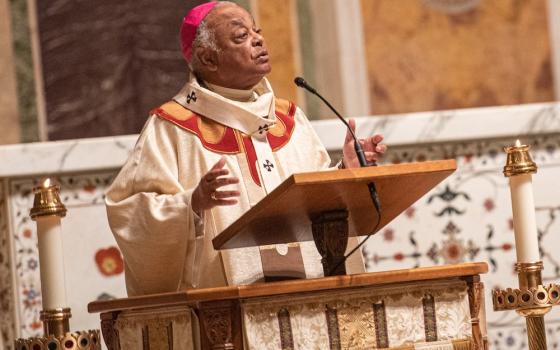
top-left (212, 160), bottom-right (456, 275)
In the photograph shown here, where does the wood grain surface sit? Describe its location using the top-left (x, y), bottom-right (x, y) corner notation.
top-left (88, 261), bottom-right (486, 313)
top-left (213, 159), bottom-right (457, 250)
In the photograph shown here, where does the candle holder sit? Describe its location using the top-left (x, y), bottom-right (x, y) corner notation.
top-left (503, 142), bottom-right (538, 177)
top-left (14, 179), bottom-right (100, 350)
top-left (492, 141), bottom-right (560, 350)
top-left (29, 180), bottom-right (67, 219)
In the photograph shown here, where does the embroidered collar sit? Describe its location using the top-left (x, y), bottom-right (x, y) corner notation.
top-left (204, 81), bottom-right (256, 102)
top-left (173, 73), bottom-right (276, 137)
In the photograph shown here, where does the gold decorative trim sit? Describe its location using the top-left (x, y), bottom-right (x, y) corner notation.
top-left (14, 329), bottom-right (101, 350)
top-left (452, 338), bottom-right (474, 350)
top-left (422, 294), bottom-right (438, 342)
top-left (277, 308), bottom-right (294, 350)
top-left (492, 260), bottom-right (554, 349)
top-left (503, 142), bottom-right (538, 177)
top-left (40, 308), bottom-right (71, 337)
top-left (30, 182), bottom-right (67, 219)
top-left (142, 325), bottom-right (150, 350)
top-left (373, 301), bottom-right (389, 348)
top-left (325, 305), bottom-right (341, 350)
top-left (492, 284), bottom-right (560, 311)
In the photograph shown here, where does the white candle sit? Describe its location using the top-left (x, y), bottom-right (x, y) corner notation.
top-left (37, 215), bottom-right (67, 309)
top-left (508, 141), bottom-right (540, 263)
top-left (34, 178), bottom-right (68, 310)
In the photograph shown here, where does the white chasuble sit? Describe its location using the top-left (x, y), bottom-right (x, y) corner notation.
top-left (106, 76), bottom-right (364, 296)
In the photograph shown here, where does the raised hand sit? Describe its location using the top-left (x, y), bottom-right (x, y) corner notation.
top-left (191, 156), bottom-right (240, 215)
top-left (342, 119), bottom-right (387, 168)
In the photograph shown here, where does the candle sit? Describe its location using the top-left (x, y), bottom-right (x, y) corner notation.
top-left (504, 140), bottom-right (540, 263)
top-left (31, 178), bottom-right (68, 310)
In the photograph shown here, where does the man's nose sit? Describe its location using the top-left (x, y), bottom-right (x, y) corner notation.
top-left (252, 33), bottom-right (264, 46)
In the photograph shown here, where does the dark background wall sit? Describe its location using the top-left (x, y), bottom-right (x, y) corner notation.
top-left (37, 0), bottom-right (206, 140)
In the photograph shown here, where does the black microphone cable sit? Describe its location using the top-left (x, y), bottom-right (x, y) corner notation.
top-left (294, 77), bottom-right (382, 275)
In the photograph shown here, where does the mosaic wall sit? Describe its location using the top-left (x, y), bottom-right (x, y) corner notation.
top-left (363, 134), bottom-right (560, 349)
top-left (7, 173), bottom-right (126, 339)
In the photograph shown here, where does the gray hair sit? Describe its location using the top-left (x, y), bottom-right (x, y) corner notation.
top-left (189, 1), bottom-right (237, 73)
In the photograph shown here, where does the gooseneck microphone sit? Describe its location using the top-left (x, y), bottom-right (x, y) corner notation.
top-left (294, 76), bottom-right (382, 275)
top-left (294, 77), bottom-right (369, 167)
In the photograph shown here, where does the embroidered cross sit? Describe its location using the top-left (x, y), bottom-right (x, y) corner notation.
top-left (258, 124), bottom-right (270, 135)
top-left (263, 160), bottom-right (274, 172)
top-left (186, 91), bottom-right (197, 104)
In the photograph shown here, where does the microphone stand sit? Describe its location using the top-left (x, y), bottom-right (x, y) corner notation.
top-left (294, 77), bottom-right (382, 275)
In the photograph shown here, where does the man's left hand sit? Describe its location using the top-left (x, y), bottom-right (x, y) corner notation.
top-left (342, 119), bottom-right (387, 168)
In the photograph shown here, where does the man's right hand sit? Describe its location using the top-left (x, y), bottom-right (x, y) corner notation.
top-left (191, 156), bottom-right (240, 215)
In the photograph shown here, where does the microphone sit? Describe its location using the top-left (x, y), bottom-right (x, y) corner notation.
top-left (294, 77), bottom-right (369, 167)
top-left (294, 76), bottom-right (382, 275)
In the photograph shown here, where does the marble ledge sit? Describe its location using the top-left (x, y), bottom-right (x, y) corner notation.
top-left (0, 134), bottom-right (138, 178)
top-left (0, 102), bottom-right (559, 177)
top-left (316, 102), bottom-right (560, 151)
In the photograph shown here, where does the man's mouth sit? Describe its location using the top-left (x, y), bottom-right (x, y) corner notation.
top-left (255, 50), bottom-right (269, 61)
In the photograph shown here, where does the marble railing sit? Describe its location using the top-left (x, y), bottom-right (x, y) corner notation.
top-left (1, 102), bottom-right (559, 349)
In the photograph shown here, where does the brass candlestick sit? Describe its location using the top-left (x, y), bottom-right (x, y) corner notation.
top-left (492, 141), bottom-right (560, 350)
top-left (14, 179), bottom-right (100, 350)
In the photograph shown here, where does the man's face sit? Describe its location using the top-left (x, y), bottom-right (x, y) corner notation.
top-left (205, 4), bottom-right (271, 89)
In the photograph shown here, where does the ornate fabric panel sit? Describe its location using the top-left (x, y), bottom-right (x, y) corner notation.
top-left (115, 307), bottom-right (194, 350)
top-left (336, 299), bottom-right (377, 349)
top-left (434, 293), bottom-right (471, 341)
top-left (385, 294), bottom-right (427, 346)
top-left (243, 304), bottom-right (282, 350)
top-left (242, 280), bottom-right (472, 349)
top-left (288, 303), bottom-right (331, 349)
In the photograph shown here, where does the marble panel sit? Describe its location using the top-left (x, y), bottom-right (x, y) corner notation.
top-left (0, 0), bottom-right (20, 145)
top-left (8, 0), bottom-right (39, 142)
top-left (0, 135), bottom-right (137, 178)
top-left (313, 102), bottom-right (560, 151)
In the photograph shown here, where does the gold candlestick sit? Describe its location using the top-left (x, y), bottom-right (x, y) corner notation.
top-left (14, 179), bottom-right (101, 350)
top-left (493, 141), bottom-right (560, 350)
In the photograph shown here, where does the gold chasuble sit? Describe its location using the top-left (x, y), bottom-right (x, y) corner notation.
top-left (106, 75), bottom-right (364, 296)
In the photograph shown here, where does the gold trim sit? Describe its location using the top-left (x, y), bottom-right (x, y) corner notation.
top-left (493, 260), bottom-right (554, 349)
top-left (452, 338), bottom-right (473, 350)
top-left (30, 182), bottom-right (67, 219)
top-left (422, 294), bottom-right (438, 342)
top-left (40, 307), bottom-right (71, 337)
top-left (14, 329), bottom-right (101, 350)
top-left (503, 142), bottom-right (538, 177)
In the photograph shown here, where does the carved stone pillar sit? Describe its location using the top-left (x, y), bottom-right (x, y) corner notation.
top-left (462, 275), bottom-right (486, 350)
top-left (198, 300), bottom-right (242, 350)
top-left (100, 312), bottom-right (120, 350)
top-left (311, 209), bottom-right (349, 276)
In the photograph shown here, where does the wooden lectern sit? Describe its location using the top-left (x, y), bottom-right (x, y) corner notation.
top-left (213, 159), bottom-right (457, 276)
top-left (89, 160), bottom-right (489, 350)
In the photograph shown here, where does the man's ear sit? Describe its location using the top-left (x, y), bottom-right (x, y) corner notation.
top-left (197, 48), bottom-right (218, 72)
